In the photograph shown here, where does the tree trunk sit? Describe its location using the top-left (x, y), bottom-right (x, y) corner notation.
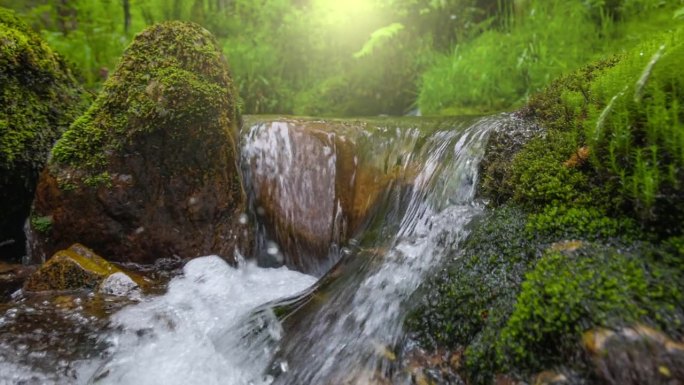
top-left (123, 0), bottom-right (131, 34)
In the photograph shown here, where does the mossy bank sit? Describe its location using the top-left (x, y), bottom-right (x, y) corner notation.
top-left (28, 21), bottom-right (250, 264)
top-left (406, 25), bottom-right (684, 384)
top-left (0, 8), bottom-right (86, 262)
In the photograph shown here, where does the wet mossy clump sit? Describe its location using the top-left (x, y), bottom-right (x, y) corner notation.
top-left (29, 22), bottom-right (249, 264)
top-left (408, 219), bottom-right (683, 383)
top-left (495, 243), bottom-right (684, 375)
top-left (407, 206), bottom-right (538, 351)
top-left (0, 8), bottom-right (85, 262)
top-left (491, 26), bottom-right (684, 235)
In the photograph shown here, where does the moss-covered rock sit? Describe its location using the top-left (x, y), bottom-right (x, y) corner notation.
top-left (23, 243), bottom-right (139, 292)
top-left (406, 206), bottom-right (543, 384)
top-left (27, 21), bottom-right (249, 264)
top-left (495, 243), bottom-right (683, 375)
top-left (0, 8), bottom-right (86, 262)
top-left (504, 27), bottom-right (684, 234)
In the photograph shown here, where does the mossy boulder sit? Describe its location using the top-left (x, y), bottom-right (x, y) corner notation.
top-left (406, 206), bottom-right (543, 384)
top-left (497, 27), bottom-right (684, 234)
top-left (23, 243), bottom-right (141, 292)
top-left (0, 8), bottom-right (85, 262)
top-left (27, 21), bottom-right (249, 264)
top-left (495, 243), bottom-right (683, 375)
top-left (406, 204), bottom-right (683, 384)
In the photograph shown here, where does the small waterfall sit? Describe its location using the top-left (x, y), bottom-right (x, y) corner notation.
top-left (266, 117), bottom-right (496, 385)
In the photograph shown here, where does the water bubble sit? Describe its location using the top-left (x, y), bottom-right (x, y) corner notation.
top-left (239, 213), bottom-right (248, 225)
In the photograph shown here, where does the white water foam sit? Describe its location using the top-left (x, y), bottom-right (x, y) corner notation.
top-left (90, 256), bottom-right (316, 385)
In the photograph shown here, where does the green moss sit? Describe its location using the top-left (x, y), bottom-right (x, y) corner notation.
top-left (495, 244), bottom-right (684, 373)
top-left (526, 205), bottom-right (638, 242)
top-left (406, 206), bottom-right (543, 383)
top-left (513, 26), bottom-right (684, 234)
top-left (0, 7), bottom-right (84, 174)
top-left (30, 215), bottom-right (53, 234)
top-left (507, 130), bottom-right (590, 208)
top-left (82, 172), bottom-right (112, 188)
top-left (406, 204), bottom-right (680, 383)
top-left (50, 21), bottom-right (238, 177)
top-left (586, 27), bottom-right (684, 227)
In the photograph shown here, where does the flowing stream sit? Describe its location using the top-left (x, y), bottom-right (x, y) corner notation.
top-left (0, 114), bottom-right (511, 385)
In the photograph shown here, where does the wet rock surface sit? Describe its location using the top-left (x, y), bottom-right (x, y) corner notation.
top-left (27, 21), bottom-right (249, 264)
top-left (0, 263), bottom-right (36, 299)
top-left (583, 325), bottom-right (684, 385)
top-left (0, 8), bottom-right (86, 263)
top-left (243, 116), bottom-right (429, 275)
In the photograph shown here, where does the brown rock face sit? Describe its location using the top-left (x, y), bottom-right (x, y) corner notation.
top-left (243, 117), bottom-right (419, 275)
top-left (27, 22), bottom-right (249, 264)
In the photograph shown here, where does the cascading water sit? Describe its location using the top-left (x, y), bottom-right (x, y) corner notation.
top-left (266, 117), bottom-right (495, 385)
top-left (0, 114), bottom-right (510, 385)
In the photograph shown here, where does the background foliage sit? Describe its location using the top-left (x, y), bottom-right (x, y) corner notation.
top-left (2, 0), bottom-right (681, 116)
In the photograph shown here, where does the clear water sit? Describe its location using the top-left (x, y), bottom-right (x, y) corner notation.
top-left (0, 114), bottom-right (510, 385)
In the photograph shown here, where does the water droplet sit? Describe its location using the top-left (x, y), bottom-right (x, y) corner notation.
top-left (266, 242), bottom-right (279, 256)
top-left (239, 213), bottom-right (248, 225)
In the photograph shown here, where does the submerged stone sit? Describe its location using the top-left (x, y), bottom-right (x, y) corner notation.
top-left (23, 243), bottom-right (136, 292)
top-left (0, 8), bottom-right (86, 262)
top-left (28, 21), bottom-right (249, 264)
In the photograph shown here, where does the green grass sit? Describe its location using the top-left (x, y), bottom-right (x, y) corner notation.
top-left (417, 0), bottom-right (681, 115)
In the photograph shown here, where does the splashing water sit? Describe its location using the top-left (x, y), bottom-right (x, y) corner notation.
top-left (89, 256), bottom-right (316, 385)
